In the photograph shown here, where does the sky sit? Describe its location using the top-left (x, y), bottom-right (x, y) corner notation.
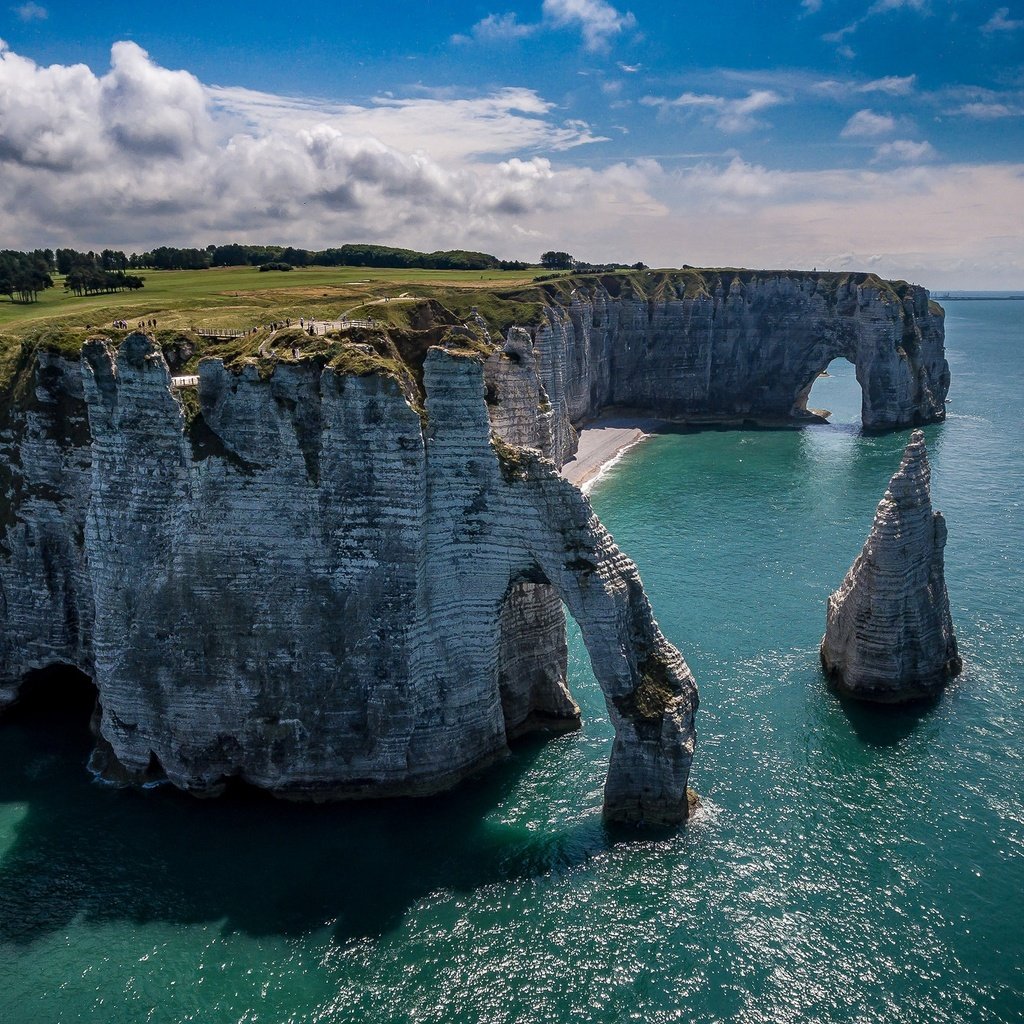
top-left (1, 0), bottom-right (1022, 287)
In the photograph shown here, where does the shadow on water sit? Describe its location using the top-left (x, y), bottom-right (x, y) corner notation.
top-left (833, 688), bottom-right (942, 748)
top-left (0, 682), bottom-right (615, 947)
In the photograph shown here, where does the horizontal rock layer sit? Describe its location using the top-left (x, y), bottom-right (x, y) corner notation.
top-left (0, 270), bottom-right (951, 818)
top-left (2, 329), bottom-right (697, 824)
top-left (821, 430), bottom-right (961, 702)
top-left (532, 272), bottom-right (948, 464)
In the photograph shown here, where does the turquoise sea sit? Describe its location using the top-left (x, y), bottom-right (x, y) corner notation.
top-left (1, 300), bottom-right (1022, 1023)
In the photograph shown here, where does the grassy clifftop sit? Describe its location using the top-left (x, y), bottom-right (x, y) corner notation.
top-left (0, 266), bottom-right (927, 402)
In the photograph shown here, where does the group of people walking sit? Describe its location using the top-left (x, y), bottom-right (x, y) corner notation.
top-left (111, 318), bottom-right (157, 330)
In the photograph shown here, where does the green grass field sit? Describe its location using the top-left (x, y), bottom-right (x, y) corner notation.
top-left (0, 265), bottom-right (546, 338)
top-left (0, 264), bottom-right (900, 397)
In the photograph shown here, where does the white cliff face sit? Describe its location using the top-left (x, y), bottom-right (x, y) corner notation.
top-left (0, 332), bottom-right (696, 824)
top-left (821, 430), bottom-right (961, 702)
top-left (533, 273), bottom-right (949, 465)
top-left (0, 352), bottom-right (93, 708)
top-left (0, 270), bottom-right (952, 820)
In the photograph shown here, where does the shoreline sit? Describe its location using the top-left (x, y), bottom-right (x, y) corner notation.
top-left (560, 417), bottom-right (662, 492)
top-left (559, 409), bottom-right (842, 491)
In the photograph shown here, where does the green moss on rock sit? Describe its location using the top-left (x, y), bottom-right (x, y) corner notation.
top-left (616, 652), bottom-right (679, 722)
top-left (491, 435), bottom-right (535, 483)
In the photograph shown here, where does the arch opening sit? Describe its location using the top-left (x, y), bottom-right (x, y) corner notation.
top-left (496, 579), bottom-right (581, 743)
top-left (797, 356), bottom-right (862, 426)
top-left (5, 663), bottom-right (99, 735)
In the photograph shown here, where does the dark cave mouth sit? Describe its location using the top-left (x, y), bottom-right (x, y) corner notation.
top-left (7, 663), bottom-right (99, 728)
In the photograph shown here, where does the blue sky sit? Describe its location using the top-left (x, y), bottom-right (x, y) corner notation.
top-left (2, 0), bottom-right (1022, 286)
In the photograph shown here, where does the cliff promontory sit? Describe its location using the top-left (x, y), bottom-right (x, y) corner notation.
top-left (821, 430), bottom-right (961, 702)
top-left (0, 269), bottom-right (952, 821)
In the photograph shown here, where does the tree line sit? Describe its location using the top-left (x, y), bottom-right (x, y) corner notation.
top-left (1, 245), bottom-right (649, 306)
top-left (0, 250), bottom-right (55, 303)
top-left (43, 242), bottom-right (532, 272)
top-left (540, 251), bottom-right (647, 274)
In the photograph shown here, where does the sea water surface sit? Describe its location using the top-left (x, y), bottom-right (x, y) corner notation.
top-left (1, 301), bottom-right (1022, 1023)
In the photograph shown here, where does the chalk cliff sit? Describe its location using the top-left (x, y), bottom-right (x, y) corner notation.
top-left (1, 329), bottom-right (697, 824)
top-left (0, 269), bottom-right (951, 819)
top-left (820, 430), bottom-right (961, 702)
top-left (532, 271), bottom-right (948, 464)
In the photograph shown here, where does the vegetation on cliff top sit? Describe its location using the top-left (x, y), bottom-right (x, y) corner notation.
top-left (0, 266), bottom-right (931, 408)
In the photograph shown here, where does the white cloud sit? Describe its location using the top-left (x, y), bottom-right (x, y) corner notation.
top-left (617, 61), bottom-right (641, 72)
top-left (642, 89), bottom-right (787, 133)
top-left (13, 2), bottom-right (46, 20)
top-left (453, 0), bottom-right (635, 52)
top-left (859, 74), bottom-right (916, 95)
top-left (210, 85), bottom-right (607, 161)
top-left (981, 6), bottom-right (1024, 33)
top-left (541, 0), bottom-right (637, 51)
top-left (872, 138), bottom-right (936, 162)
top-left (451, 12), bottom-right (537, 44)
top-left (823, 0), bottom-right (928, 46)
top-left (840, 108), bottom-right (897, 138)
top-left (802, 0), bottom-right (823, 13)
top-left (0, 40), bottom-right (638, 253)
top-left (1, 41), bottom-right (1022, 288)
top-left (823, 22), bottom-right (859, 42)
top-left (638, 160), bottom-right (1024, 289)
top-left (951, 100), bottom-right (1022, 118)
top-left (867, 0), bottom-right (927, 13)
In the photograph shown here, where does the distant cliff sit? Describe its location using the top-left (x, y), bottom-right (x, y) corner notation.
top-left (0, 269), bottom-right (951, 824)
top-left (531, 270), bottom-right (948, 463)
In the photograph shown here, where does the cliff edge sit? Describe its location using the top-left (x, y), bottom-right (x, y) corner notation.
top-left (0, 267), bottom-right (953, 819)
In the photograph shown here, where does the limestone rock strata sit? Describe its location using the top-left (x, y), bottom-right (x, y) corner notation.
top-left (1, 333), bottom-right (696, 824)
top-left (0, 269), bottom-right (952, 817)
top-left (821, 430), bottom-right (961, 702)
top-left (533, 273), bottom-right (948, 465)
top-left (0, 351), bottom-right (94, 709)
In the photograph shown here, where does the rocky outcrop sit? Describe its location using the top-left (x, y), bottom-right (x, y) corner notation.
top-left (0, 351), bottom-right (94, 709)
top-left (821, 430), bottom-right (961, 702)
top-left (1, 332), bottom-right (697, 825)
top-left (533, 272), bottom-right (948, 465)
top-left (0, 268), bottom-right (952, 819)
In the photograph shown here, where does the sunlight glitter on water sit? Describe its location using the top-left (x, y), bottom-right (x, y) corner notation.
top-left (1, 301), bottom-right (1022, 1023)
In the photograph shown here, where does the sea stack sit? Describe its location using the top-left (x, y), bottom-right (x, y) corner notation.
top-left (821, 430), bottom-right (961, 702)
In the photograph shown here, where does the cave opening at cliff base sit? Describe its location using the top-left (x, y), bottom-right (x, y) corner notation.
top-left (6, 663), bottom-right (98, 734)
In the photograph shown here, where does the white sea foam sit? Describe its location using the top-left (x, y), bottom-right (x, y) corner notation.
top-left (580, 432), bottom-right (650, 494)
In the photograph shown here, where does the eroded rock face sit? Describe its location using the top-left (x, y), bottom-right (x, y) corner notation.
top-left (821, 430), bottom-right (961, 702)
top-left (1, 333), bottom-right (697, 824)
top-left (0, 270), bottom-right (951, 819)
top-left (0, 351), bottom-right (94, 709)
top-left (534, 273), bottom-right (948, 465)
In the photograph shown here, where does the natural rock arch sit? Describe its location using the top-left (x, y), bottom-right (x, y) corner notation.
top-left (792, 353), bottom-right (860, 422)
top-left (419, 350), bottom-right (698, 824)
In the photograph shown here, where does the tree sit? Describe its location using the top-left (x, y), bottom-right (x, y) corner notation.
top-left (540, 251), bottom-right (574, 270)
top-left (0, 250), bottom-right (55, 303)
top-left (15, 267), bottom-right (52, 302)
